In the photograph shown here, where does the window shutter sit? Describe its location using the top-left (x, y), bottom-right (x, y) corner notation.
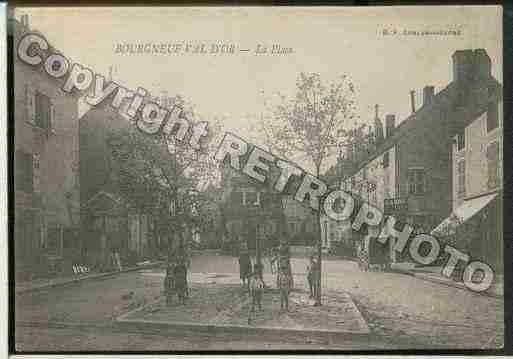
top-left (26, 85), bottom-right (36, 125)
top-left (33, 153), bottom-right (41, 193)
top-left (49, 103), bottom-right (55, 134)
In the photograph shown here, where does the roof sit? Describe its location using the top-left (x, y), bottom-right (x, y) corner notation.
top-left (337, 74), bottom-right (502, 180)
top-left (82, 190), bottom-right (127, 211)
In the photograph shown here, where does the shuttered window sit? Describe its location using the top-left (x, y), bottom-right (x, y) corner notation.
top-left (457, 160), bottom-right (465, 199)
top-left (487, 142), bottom-right (500, 189)
top-left (35, 92), bottom-right (52, 130)
top-left (408, 168), bottom-right (426, 195)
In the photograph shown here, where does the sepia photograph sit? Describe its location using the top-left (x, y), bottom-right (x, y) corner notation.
top-left (9, 6), bottom-right (504, 352)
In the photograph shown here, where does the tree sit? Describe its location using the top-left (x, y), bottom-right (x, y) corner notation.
top-left (259, 72), bottom-right (357, 305)
top-left (106, 95), bottom-right (221, 264)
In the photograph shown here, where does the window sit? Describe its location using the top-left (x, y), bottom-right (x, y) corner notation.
top-left (33, 153), bottom-right (41, 193)
top-left (289, 222), bottom-right (297, 235)
top-left (246, 192), bottom-right (258, 206)
top-left (267, 222), bottom-right (275, 234)
top-left (383, 151), bottom-right (389, 168)
top-left (456, 130), bottom-right (465, 151)
top-left (15, 150), bottom-right (33, 193)
top-left (408, 168), bottom-right (426, 195)
top-left (230, 191), bottom-right (243, 205)
top-left (322, 221), bottom-right (328, 246)
top-left (45, 223), bottom-right (61, 256)
top-left (384, 171), bottom-right (390, 198)
top-left (487, 103), bottom-right (498, 132)
top-left (457, 160), bottom-right (465, 199)
top-left (35, 92), bottom-right (52, 130)
top-left (487, 142), bottom-right (500, 189)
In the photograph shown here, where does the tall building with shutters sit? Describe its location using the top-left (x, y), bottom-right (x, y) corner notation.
top-left (11, 15), bottom-right (81, 280)
top-left (326, 49), bottom-right (502, 268)
top-left (432, 70), bottom-right (503, 271)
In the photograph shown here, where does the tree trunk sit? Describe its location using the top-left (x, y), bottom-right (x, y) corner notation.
top-left (315, 165), bottom-right (322, 306)
top-left (279, 195), bottom-right (293, 288)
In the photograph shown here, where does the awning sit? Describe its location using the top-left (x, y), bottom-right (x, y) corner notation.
top-left (431, 193), bottom-right (497, 236)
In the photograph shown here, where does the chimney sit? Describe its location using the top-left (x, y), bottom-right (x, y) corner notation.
top-left (20, 14), bottom-right (29, 27)
top-left (374, 104), bottom-right (384, 144)
top-left (410, 90), bottom-right (416, 114)
top-left (452, 49), bottom-right (474, 83)
top-left (473, 49), bottom-right (491, 79)
top-left (423, 86), bottom-right (435, 107)
top-left (385, 114), bottom-right (395, 138)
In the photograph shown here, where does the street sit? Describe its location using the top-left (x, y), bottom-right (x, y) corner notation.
top-left (14, 254), bottom-right (504, 351)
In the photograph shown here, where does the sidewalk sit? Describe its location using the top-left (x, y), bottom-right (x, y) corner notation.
top-left (15, 261), bottom-right (164, 295)
top-left (390, 262), bottom-right (503, 298)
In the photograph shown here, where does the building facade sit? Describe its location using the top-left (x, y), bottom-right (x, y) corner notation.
top-left (433, 84), bottom-right (503, 270)
top-left (79, 104), bottom-right (155, 265)
top-left (12, 16), bottom-right (81, 280)
top-left (219, 164), bottom-right (283, 252)
top-left (326, 49), bottom-right (501, 266)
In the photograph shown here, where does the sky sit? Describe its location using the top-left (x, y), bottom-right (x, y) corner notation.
top-left (15, 6), bottom-right (502, 171)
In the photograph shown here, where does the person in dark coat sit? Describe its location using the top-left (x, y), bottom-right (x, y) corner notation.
top-left (173, 259), bottom-right (188, 305)
top-left (164, 262), bottom-right (176, 306)
top-left (306, 255), bottom-right (319, 299)
top-left (238, 243), bottom-right (252, 290)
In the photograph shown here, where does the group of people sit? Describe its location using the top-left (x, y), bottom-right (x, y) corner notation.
top-left (239, 241), bottom-right (294, 313)
top-left (163, 253), bottom-right (189, 306)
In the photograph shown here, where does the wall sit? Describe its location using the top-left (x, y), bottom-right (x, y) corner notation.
top-left (13, 20), bottom-right (80, 272)
top-left (452, 101), bottom-right (503, 206)
top-left (395, 107), bottom-right (452, 230)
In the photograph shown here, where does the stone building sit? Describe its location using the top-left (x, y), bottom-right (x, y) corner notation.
top-left (219, 163), bottom-right (284, 253)
top-left (219, 154), bottom-right (317, 254)
top-left (326, 49), bottom-right (501, 266)
top-left (79, 104), bottom-right (157, 266)
top-left (432, 51), bottom-right (503, 270)
top-left (11, 15), bottom-right (81, 280)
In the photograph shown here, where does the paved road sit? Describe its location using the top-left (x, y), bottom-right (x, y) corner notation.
top-left (14, 254), bottom-right (503, 351)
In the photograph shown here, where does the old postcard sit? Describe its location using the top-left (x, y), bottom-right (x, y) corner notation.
top-left (10, 6), bottom-right (503, 352)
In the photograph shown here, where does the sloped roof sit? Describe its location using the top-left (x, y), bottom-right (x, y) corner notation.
top-left (336, 74), bottom-right (502, 180)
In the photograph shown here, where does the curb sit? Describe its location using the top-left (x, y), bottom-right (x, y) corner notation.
top-left (115, 316), bottom-right (371, 340)
top-left (114, 294), bottom-right (371, 339)
top-left (17, 318), bottom-right (372, 346)
top-left (390, 268), bottom-right (503, 299)
top-left (15, 261), bottom-right (164, 295)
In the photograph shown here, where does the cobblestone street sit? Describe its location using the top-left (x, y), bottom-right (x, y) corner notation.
top-left (15, 254), bottom-right (504, 351)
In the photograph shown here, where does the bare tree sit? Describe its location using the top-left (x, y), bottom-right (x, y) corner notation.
top-left (259, 72), bottom-right (357, 305)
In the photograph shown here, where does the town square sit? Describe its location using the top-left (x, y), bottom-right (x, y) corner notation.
top-left (10, 6), bottom-right (504, 352)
